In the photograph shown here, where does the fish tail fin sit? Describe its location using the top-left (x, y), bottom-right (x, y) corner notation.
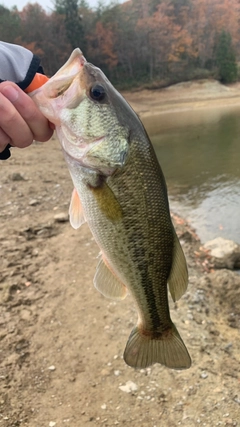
top-left (123, 323), bottom-right (191, 370)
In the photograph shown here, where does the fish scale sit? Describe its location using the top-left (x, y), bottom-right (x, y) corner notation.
top-left (31, 48), bottom-right (191, 370)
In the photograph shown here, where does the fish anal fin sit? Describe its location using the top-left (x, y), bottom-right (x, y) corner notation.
top-left (94, 256), bottom-right (128, 301)
top-left (168, 228), bottom-right (188, 302)
top-left (69, 188), bottom-right (86, 229)
top-left (123, 323), bottom-right (191, 370)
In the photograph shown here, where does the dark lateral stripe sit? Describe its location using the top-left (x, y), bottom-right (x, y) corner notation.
top-left (125, 219), bottom-right (173, 331)
top-left (136, 258), bottom-right (162, 330)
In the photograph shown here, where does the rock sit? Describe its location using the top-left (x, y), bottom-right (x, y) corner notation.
top-left (29, 199), bottom-right (39, 206)
top-left (48, 365), bottom-right (56, 371)
top-left (9, 172), bottom-right (25, 181)
top-left (119, 380), bottom-right (138, 393)
top-left (200, 371), bottom-right (208, 379)
top-left (100, 368), bottom-right (111, 377)
top-left (204, 237), bottom-right (240, 269)
top-left (234, 396), bottom-right (240, 404)
top-left (54, 212), bottom-right (69, 223)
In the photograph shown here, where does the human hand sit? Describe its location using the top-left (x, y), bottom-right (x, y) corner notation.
top-left (0, 81), bottom-right (54, 154)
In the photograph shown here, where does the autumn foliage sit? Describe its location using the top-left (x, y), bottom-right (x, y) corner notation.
top-left (0, 0), bottom-right (239, 87)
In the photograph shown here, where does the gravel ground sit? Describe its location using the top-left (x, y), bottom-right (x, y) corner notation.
top-left (0, 81), bottom-right (240, 426)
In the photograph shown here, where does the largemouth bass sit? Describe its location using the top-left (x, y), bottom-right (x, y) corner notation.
top-left (31, 49), bottom-right (191, 370)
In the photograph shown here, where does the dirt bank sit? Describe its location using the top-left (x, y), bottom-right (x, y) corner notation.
top-left (0, 81), bottom-right (240, 427)
top-left (123, 79), bottom-right (240, 118)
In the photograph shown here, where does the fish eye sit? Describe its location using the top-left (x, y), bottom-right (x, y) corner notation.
top-left (89, 84), bottom-right (106, 102)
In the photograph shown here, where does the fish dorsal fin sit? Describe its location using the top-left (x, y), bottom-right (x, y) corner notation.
top-left (168, 228), bottom-right (188, 302)
top-left (69, 188), bottom-right (86, 229)
top-left (94, 256), bottom-right (128, 301)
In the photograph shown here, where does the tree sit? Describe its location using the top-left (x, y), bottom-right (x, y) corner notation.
top-left (17, 3), bottom-right (71, 76)
top-left (188, 0), bottom-right (240, 69)
top-left (215, 30), bottom-right (238, 83)
top-left (137, 1), bottom-right (194, 80)
top-left (87, 21), bottom-right (118, 72)
top-left (54, 0), bottom-right (86, 50)
top-left (0, 5), bottom-right (21, 42)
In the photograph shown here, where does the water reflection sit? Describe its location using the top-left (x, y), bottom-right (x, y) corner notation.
top-left (143, 105), bottom-right (240, 243)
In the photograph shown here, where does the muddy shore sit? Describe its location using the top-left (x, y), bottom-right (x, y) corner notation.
top-left (0, 80), bottom-right (240, 427)
top-left (123, 79), bottom-right (240, 119)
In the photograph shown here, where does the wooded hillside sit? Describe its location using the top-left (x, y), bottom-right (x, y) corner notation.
top-left (1, 0), bottom-right (239, 88)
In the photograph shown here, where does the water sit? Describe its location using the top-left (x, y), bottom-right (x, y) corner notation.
top-left (143, 105), bottom-right (240, 244)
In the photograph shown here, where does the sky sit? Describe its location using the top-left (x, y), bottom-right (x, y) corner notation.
top-left (1, 0), bottom-right (120, 12)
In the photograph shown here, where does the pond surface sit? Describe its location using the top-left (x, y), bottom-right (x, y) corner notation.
top-left (143, 105), bottom-right (240, 244)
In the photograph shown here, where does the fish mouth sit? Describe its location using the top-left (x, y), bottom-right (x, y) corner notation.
top-left (30, 49), bottom-right (87, 123)
top-left (33, 49), bottom-right (86, 99)
top-left (52, 48), bottom-right (86, 79)
top-left (45, 49), bottom-right (86, 101)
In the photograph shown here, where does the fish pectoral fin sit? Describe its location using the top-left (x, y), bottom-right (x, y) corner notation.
top-left (94, 256), bottom-right (128, 301)
top-left (69, 188), bottom-right (86, 229)
top-left (168, 228), bottom-right (188, 302)
top-left (89, 182), bottom-right (123, 222)
top-left (123, 323), bottom-right (191, 370)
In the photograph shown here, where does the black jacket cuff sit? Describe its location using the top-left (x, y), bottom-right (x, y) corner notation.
top-left (0, 144), bottom-right (11, 160)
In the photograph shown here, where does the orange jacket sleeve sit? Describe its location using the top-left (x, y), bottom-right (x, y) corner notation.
top-left (24, 73), bottom-right (49, 93)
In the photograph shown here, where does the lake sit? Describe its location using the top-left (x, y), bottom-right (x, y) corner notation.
top-left (143, 104), bottom-right (240, 244)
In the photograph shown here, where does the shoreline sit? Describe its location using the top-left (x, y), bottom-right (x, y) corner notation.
top-left (122, 79), bottom-right (240, 119)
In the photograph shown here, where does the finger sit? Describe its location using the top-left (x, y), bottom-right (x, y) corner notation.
top-left (0, 91), bottom-right (34, 148)
top-left (0, 83), bottom-right (53, 143)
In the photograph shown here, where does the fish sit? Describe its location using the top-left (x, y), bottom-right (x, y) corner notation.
top-left (31, 48), bottom-right (191, 370)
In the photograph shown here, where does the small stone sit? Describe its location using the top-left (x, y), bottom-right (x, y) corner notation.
top-left (200, 371), bottom-right (208, 379)
top-left (101, 404), bottom-right (107, 410)
top-left (10, 172), bottom-right (25, 181)
top-left (29, 199), bottom-right (39, 206)
top-left (25, 281), bottom-right (32, 287)
top-left (223, 343), bottom-right (233, 353)
top-left (49, 422), bottom-right (56, 427)
top-left (114, 370), bottom-right (120, 376)
top-left (54, 212), bottom-right (69, 223)
top-left (48, 365), bottom-right (56, 371)
top-left (119, 380), bottom-right (138, 393)
top-left (100, 368), bottom-right (111, 377)
top-left (213, 387), bottom-right (223, 393)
